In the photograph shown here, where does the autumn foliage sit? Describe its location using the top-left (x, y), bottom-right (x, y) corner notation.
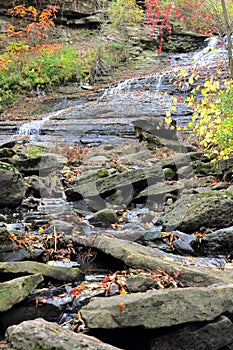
top-left (146, 0), bottom-right (233, 53)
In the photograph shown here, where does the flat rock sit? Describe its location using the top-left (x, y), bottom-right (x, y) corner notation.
top-left (12, 153), bottom-right (67, 176)
top-left (5, 318), bottom-right (122, 350)
top-left (92, 235), bottom-right (233, 287)
top-left (0, 261), bottom-right (84, 282)
top-left (81, 283), bottom-right (233, 329)
top-left (0, 274), bottom-right (43, 312)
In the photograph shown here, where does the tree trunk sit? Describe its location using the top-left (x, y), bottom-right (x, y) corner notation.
top-left (221, 0), bottom-right (233, 79)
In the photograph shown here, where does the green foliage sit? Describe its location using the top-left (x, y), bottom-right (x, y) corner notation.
top-left (0, 4), bottom-right (133, 110)
top-left (214, 85), bottom-right (233, 157)
top-left (27, 145), bottom-right (45, 157)
top-left (108, 0), bottom-right (144, 32)
top-left (0, 38), bottom-right (129, 107)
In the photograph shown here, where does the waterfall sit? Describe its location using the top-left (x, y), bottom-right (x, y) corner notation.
top-left (16, 109), bottom-right (67, 140)
top-left (192, 36), bottom-right (227, 67)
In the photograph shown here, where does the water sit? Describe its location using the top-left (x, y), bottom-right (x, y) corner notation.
top-left (16, 109), bottom-right (69, 141)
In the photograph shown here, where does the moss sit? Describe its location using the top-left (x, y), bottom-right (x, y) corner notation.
top-left (27, 145), bottom-right (45, 157)
top-left (197, 191), bottom-right (233, 200)
top-left (97, 168), bottom-right (109, 178)
top-left (0, 161), bottom-right (20, 177)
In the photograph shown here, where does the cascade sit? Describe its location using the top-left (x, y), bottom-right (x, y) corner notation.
top-left (16, 109), bottom-right (68, 140)
top-left (99, 36), bottom-right (228, 99)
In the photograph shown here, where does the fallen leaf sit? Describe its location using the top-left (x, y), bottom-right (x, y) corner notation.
top-left (119, 302), bottom-right (125, 311)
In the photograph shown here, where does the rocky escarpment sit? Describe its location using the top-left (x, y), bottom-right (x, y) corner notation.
top-left (0, 0), bottom-right (207, 52)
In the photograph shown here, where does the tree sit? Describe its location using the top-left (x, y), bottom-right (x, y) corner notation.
top-left (146, 0), bottom-right (233, 78)
top-left (221, 0), bottom-right (233, 78)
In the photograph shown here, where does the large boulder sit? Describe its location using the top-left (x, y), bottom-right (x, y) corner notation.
top-left (162, 190), bottom-right (233, 233)
top-left (12, 153), bottom-right (67, 176)
top-left (81, 283), bottom-right (233, 329)
top-left (0, 274), bottom-right (43, 312)
top-left (0, 161), bottom-right (26, 208)
top-left (92, 235), bottom-right (233, 287)
top-left (5, 318), bottom-right (122, 350)
top-left (65, 163), bottom-right (164, 208)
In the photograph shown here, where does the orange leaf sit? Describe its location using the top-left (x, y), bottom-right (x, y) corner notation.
top-left (119, 302), bottom-right (125, 311)
top-left (101, 275), bottom-right (110, 283)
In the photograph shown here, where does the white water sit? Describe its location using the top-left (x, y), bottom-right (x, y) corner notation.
top-left (17, 109), bottom-right (67, 140)
top-left (99, 36), bottom-right (229, 99)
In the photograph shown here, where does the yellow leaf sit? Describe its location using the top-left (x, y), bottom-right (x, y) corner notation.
top-left (38, 227), bottom-right (44, 233)
top-left (49, 327), bottom-right (60, 334)
top-left (188, 76), bottom-right (194, 85)
top-left (119, 288), bottom-right (127, 295)
top-left (171, 105), bottom-right (177, 111)
top-left (166, 111), bottom-right (171, 117)
top-left (171, 96), bottom-right (177, 103)
top-left (165, 117), bottom-right (173, 124)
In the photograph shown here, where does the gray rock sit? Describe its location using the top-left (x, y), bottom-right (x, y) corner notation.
top-left (89, 155), bottom-right (109, 163)
top-left (92, 235), bottom-right (233, 287)
top-left (92, 208), bottom-right (117, 225)
top-left (177, 164), bottom-right (194, 179)
top-left (0, 261), bottom-right (84, 282)
top-left (0, 246), bottom-right (43, 262)
top-left (136, 180), bottom-right (184, 202)
top-left (162, 191), bottom-right (233, 233)
top-left (199, 226), bottom-right (233, 256)
top-left (65, 163), bottom-right (164, 206)
top-left (126, 275), bottom-right (158, 292)
top-left (150, 315), bottom-right (233, 350)
top-left (25, 175), bottom-right (50, 198)
top-left (81, 283), bottom-right (233, 329)
top-left (173, 238), bottom-right (195, 255)
top-left (172, 230), bottom-right (196, 255)
top-left (45, 219), bottom-right (74, 235)
top-left (0, 274), bottom-right (43, 312)
top-left (0, 162), bottom-right (26, 208)
top-left (119, 150), bottom-right (153, 163)
top-left (12, 153), bottom-right (67, 176)
top-left (5, 318), bottom-right (122, 350)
